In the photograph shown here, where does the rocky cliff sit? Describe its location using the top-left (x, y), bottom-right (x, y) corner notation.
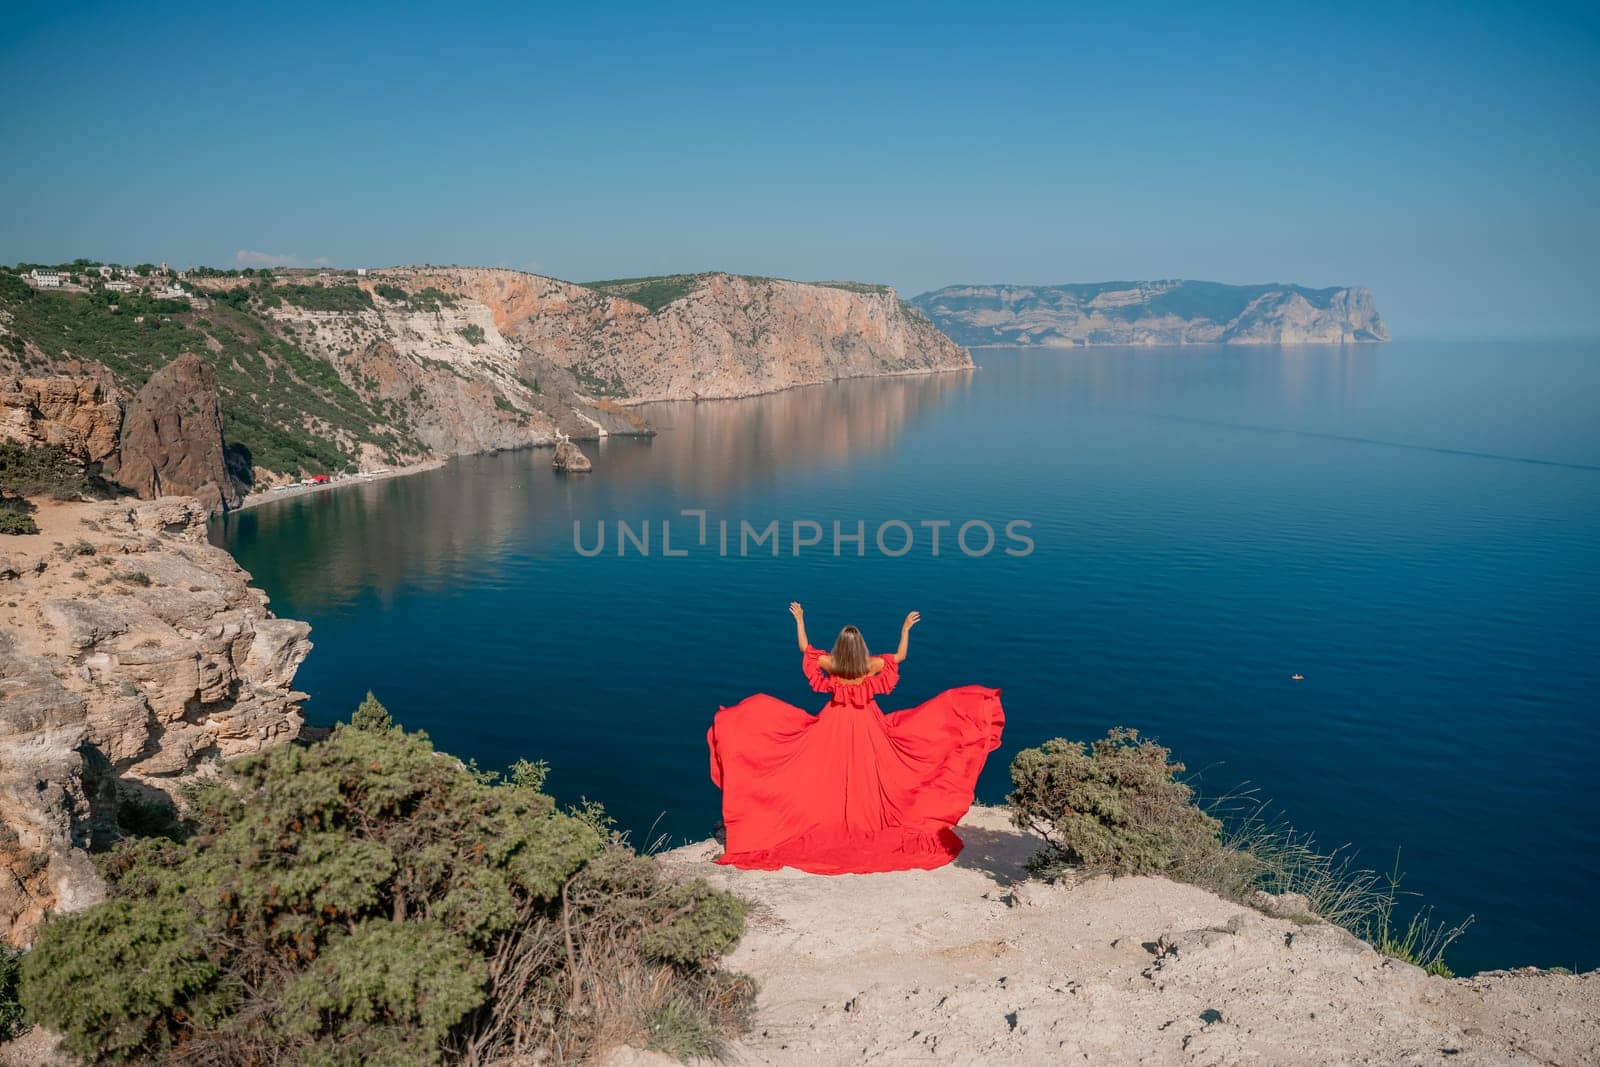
top-left (2, 264), bottom-right (969, 485)
top-left (400, 268), bottom-right (973, 403)
top-left (0, 373), bottom-right (121, 466)
top-left (110, 355), bottom-right (245, 512)
top-left (2, 370), bottom-right (245, 513)
top-left (0, 497), bottom-right (309, 946)
top-left (911, 280), bottom-right (1390, 347)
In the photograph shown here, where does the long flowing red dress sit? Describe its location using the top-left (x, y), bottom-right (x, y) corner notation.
top-left (706, 646), bottom-right (1004, 874)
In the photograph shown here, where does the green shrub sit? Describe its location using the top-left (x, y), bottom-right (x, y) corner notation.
top-left (580, 274), bottom-right (705, 313)
top-left (1010, 729), bottom-right (1473, 977)
top-left (639, 878), bottom-right (747, 965)
top-left (457, 323), bottom-right (485, 346)
top-left (0, 945), bottom-right (24, 1042)
top-left (407, 287), bottom-right (459, 312)
top-left (0, 271), bottom-right (32, 302)
top-left (1008, 728), bottom-right (1223, 877)
top-left (0, 441), bottom-right (97, 500)
top-left (20, 719), bottom-right (750, 1064)
top-left (0, 504), bottom-right (38, 535)
top-left (115, 792), bottom-right (187, 842)
top-left (373, 283), bottom-right (407, 302)
top-left (277, 284), bottom-right (374, 312)
top-left (350, 690), bottom-right (394, 731)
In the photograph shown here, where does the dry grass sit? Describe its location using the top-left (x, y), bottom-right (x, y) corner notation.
top-left (454, 844), bottom-right (754, 1066)
top-left (1182, 791), bottom-right (1473, 975)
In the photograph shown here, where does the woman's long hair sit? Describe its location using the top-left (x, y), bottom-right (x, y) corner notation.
top-left (830, 625), bottom-right (870, 679)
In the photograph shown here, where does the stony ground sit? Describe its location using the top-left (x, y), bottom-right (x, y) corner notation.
top-left (634, 805), bottom-right (1598, 1066)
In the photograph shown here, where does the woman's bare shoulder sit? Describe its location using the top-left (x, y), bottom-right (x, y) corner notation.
top-left (867, 656), bottom-right (885, 675)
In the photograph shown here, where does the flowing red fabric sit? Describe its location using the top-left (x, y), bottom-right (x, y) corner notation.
top-left (706, 645), bottom-right (1004, 874)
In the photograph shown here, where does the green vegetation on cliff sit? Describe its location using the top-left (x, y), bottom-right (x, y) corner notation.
top-left (580, 274), bottom-right (708, 312)
top-left (277, 282), bottom-right (375, 312)
top-left (1008, 728), bottom-right (1469, 976)
top-left (0, 946), bottom-right (21, 1043)
top-left (20, 704), bottom-right (751, 1064)
top-left (0, 281), bottom-right (405, 476)
top-left (580, 273), bottom-right (898, 313)
top-left (0, 441), bottom-right (116, 534)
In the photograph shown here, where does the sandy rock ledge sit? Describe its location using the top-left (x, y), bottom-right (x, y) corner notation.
top-left (641, 806), bottom-right (1597, 1066)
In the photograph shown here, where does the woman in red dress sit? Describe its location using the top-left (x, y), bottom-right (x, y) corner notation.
top-left (707, 602), bottom-right (1004, 874)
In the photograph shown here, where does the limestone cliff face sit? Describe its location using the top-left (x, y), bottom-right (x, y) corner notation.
top-left (0, 497), bottom-right (309, 946)
top-left (910, 281), bottom-right (1390, 347)
top-left (405, 268), bottom-right (974, 404)
top-left (0, 372), bottom-right (122, 465)
top-left (265, 285), bottom-right (648, 458)
top-left (8, 267), bottom-right (966, 487)
top-left (111, 355), bottom-right (245, 512)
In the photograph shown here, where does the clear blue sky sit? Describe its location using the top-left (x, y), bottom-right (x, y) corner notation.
top-left (2, 1), bottom-right (1595, 337)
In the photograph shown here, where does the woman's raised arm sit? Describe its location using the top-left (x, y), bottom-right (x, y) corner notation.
top-left (789, 601), bottom-right (809, 652)
top-left (895, 610), bottom-right (920, 663)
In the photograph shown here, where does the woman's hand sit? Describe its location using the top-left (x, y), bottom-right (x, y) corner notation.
top-left (789, 602), bottom-right (804, 621)
top-left (790, 602), bottom-right (809, 651)
top-left (895, 611), bottom-right (919, 663)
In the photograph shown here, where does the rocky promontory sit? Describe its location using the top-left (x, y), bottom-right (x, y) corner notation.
top-left (643, 806), bottom-right (1597, 1065)
top-left (407, 267), bottom-right (974, 404)
top-left (911, 280), bottom-right (1390, 347)
top-left (0, 497), bottom-right (309, 947)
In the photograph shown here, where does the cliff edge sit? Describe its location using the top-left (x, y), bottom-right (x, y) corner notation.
top-left (0, 497), bottom-right (309, 947)
top-left (641, 806), bottom-right (1597, 1065)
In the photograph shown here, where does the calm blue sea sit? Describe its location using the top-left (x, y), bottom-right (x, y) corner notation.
top-left (216, 341), bottom-right (1600, 975)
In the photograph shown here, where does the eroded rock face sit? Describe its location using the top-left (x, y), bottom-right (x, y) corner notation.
top-left (0, 372), bottom-right (122, 464)
top-left (113, 354), bottom-right (245, 512)
top-left (269, 293), bottom-right (647, 461)
top-left (0, 497), bottom-right (309, 946)
top-left (263, 267), bottom-right (966, 457)
top-left (406, 268), bottom-right (975, 404)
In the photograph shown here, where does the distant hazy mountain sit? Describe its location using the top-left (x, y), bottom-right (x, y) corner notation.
top-left (909, 281), bottom-right (1389, 346)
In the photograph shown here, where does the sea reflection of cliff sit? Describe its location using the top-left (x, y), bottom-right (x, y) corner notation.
top-left (213, 459), bottom-right (549, 612)
top-left (620, 369), bottom-right (973, 495)
top-left (994, 343), bottom-right (1379, 410)
top-left (215, 369), bottom-right (971, 612)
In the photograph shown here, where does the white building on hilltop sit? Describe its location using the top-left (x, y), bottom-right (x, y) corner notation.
top-left (27, 269), bottom-right (63, 288)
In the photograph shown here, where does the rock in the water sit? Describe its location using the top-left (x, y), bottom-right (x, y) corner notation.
top-left (552, 438), bottom-right (592, 473)
top-left (0, 497), bottom-right (309, 947)
top-left (112, 354), bottom-right (245, 512)
top-left (0, 371), bottom-right (123, 464)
